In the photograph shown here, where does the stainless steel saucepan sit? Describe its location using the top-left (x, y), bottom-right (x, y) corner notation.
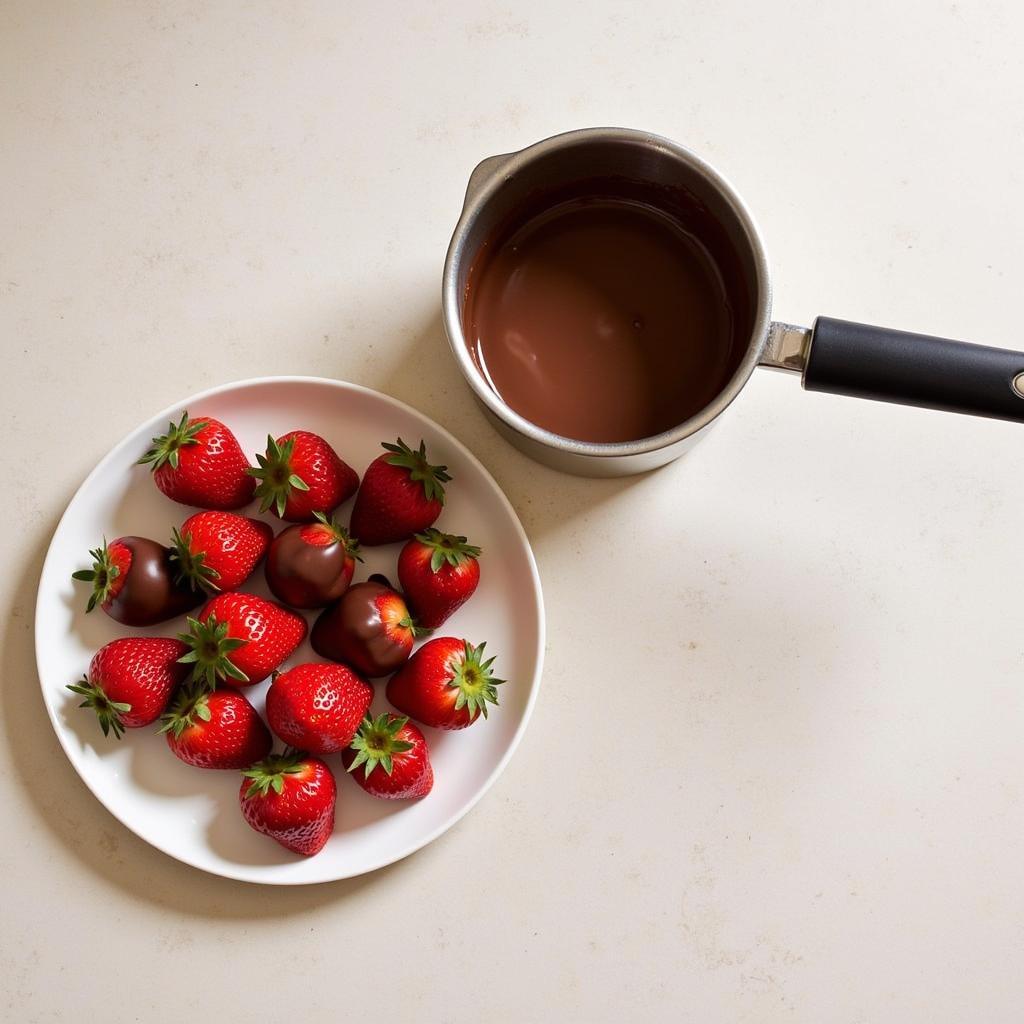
top-left (442, 127), bottom-right (1024, 477)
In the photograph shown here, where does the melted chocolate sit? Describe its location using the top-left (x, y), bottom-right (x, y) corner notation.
top-left (107, 536), bottom-right (201, 626)
top-left (265, 526), bottom-right (354, 609)
top-left (311, 581), bottom-right (411, 678)
top-left (464, 184), bottom-right (749, 443)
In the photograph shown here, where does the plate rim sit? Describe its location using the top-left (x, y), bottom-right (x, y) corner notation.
top-left (34, 375), bottom-right (545, 885)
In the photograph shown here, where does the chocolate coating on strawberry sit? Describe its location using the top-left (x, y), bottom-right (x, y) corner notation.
top-left (311, 580), bottom-right (420, 677)
top-left (72, 536), bottom-right (202, 626)
top-left (265, 513), bottom-right (360, 609)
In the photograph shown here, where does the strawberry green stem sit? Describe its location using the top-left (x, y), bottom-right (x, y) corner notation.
top-left (398, 614), bottom-right (431, 639)
top-left (137, 411), bottom-right (207, 471)
top-left (177, 615), bottom-right (249, 689)
top-left (414, 528), bottom-right (481, 572)
top-left (241, 749), bottom-right (308, 797)
top-left (249, 435), bottom-right (310, 517)
top-left (71, 540), bottom-right (122, 613)
top-left (170, 527), bottom-right (221, 592)
top-left (383, 438), bottom-right (451, 504)
top-left (346, 713), bottom-right (414, 778)
top-left (158, 683), bottom-right (213, 738)
top-left (449, 641), bottom-right (504, 721)
top-left (66, 677), bottom-right (131, 739)
top-left (304, 512), bottom-right (362, 559)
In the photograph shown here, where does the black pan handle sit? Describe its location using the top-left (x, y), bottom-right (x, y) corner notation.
top-left (803, 317), bottom-right (1024, 422)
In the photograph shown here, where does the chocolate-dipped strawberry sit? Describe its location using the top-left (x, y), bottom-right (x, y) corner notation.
top-left (265, 512), bottom-right (361, 609)
top-left (311, 579), bottom-right (423, 677)
top-left (72, 536), bottom-right (202, 626)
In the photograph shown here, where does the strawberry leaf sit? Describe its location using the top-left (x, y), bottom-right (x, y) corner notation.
top-left (159, 683), bottom-right (211, 738)
top-left (71, 541), bottom-right (123, 614)
top-left (242, 750), bottom-right (308, 798)
top-left (66, 676), bottom-right (130, 740)
top-left (308, 512), bottom-right (363, 560)
top-left (381, 438), bottom-right (452, 505)
top-left (138, 411), bottom-right (208, 471)
top-left (347, 713), bottom-right (415, 779)
top-left (445, 640), bottom-right (504, 722)
top-left (249, 435), bottom-right (309, 518)
top-left (414, 528), bottom-right (481, 573)
top-left (177, 614), bottom-right (249, 690)
top-left (169, 526), bottom-right (222, 593)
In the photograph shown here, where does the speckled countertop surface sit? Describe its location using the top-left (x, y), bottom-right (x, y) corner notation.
top-left (3, 2), bottom-right (1023, 1021)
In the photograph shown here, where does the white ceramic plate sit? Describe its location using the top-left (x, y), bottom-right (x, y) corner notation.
top-left (35, 377), bottom-right (544, 884)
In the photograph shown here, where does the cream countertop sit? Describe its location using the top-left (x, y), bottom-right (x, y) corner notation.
top-left (2, 2), bottom-right (1023, 1021)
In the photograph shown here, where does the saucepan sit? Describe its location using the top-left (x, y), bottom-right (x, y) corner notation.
top-left (441, 128), bottom-right (1024, 477)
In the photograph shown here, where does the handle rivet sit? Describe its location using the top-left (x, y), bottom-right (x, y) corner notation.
top-left (1014, 373), bottom-right (1024, 399)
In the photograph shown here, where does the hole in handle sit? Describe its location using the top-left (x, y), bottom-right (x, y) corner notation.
top-left (1015, 372), bottom-right (1024, 399)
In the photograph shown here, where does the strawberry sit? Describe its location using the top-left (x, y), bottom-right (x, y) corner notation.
top-left (311, 579), bottom-right (422, 677)
top-left (265, 512), bottom-right (361, 609)
top-left (72, 536), bottom-right (201, 626)
top-left (170, 510), bottom-right (273, 593)
top-left (67, 637), bottom-right (189, 738)
top-left (349, 438), bottom-right (451, 546)
top-left (266, 662), bottom-right (372, 755)
top-left (386, 637), bottom-right (503, 730)
top-left (240, 752), bottom-right (336, 856)
top-left (398, 529), bottom-right (481, 628)
top-left (342, 713), bottom-right (433, 800)
top-left (250, 431), bottom-right (359, 522)
top-left (160, 685), bottom-right (272, 769)
top-left (138, 411), bottom-right (255, 509)
top-left (179, 592), bottom-right (307, 688)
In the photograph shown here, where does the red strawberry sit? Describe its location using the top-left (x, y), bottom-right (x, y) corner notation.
top-left (266, 662), bottom-right (372, 755)
top-left (342, 713), bottom-right (433, 800)
top-left (264, 512), bottom-right (361, 609)
top-left (349, 438), bottom-right (451, 546)
top-left (240, 752), bottom-right (336, 856)
top-left (311, 579), bottom-right (422, 677)
top-left (160, 685), bottom-right (272, 769)
top-left (386, 637), bottom-right (503, 730)
top-left (72, 536), bottom-right (201, 626)
top-left (398, 529), bottom-right (481, 628)
top-left (251, 431), bottom-right (359, 522)
top-left (179, 592), bottom-right (307, 688)
top-left (67, 637), bottom-right (189, 738)
top-left (138, 411), bottom-right (255, 509)
top-left (170, 511), bottom-right (273, 593)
